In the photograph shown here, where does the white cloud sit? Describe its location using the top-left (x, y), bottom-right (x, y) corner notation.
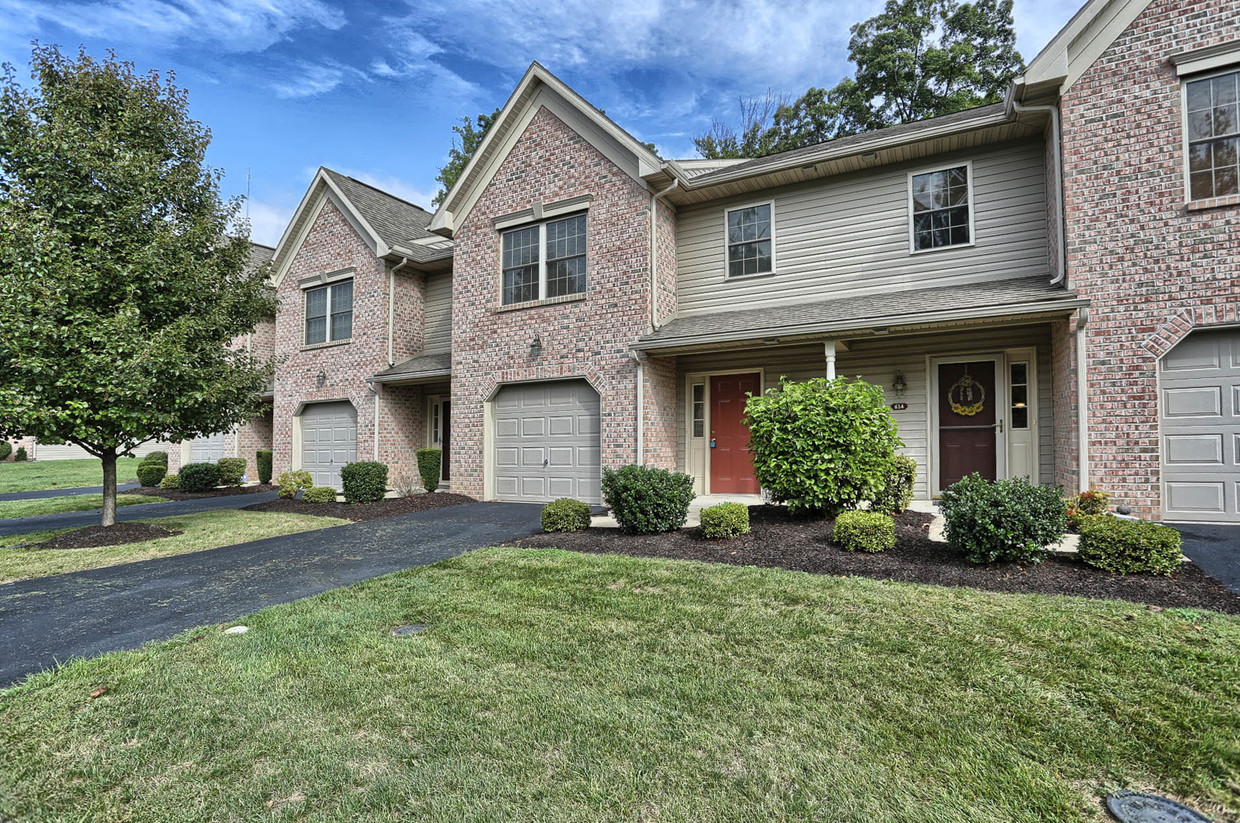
top-left (243, 197), bottom-right (296, 247)
top-left (270, 59), bottom-right (366, 99)
top-left (365, 22), bottom-right (478, 104)
top-left (1012, 0), bottom-right (1082, 63)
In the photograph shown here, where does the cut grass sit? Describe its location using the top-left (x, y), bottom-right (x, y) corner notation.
top-left (2, 548), bottom-right (1236, 821)
top-left (0, 509), bottom-right (347, 584)
top-left (0, 493), bottom-right (159, 520)
top-left (0, 457), bottom-right (140, 495)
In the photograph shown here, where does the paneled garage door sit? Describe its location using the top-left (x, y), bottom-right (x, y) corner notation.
top-left (492, 381), bottom-right (601, 504)
top-left (1160, 329), bottom-right (1240, 523)
top-left (300, 402), bottom-right (357, 489)
top-left (188, 432), bottom-right (227, 463)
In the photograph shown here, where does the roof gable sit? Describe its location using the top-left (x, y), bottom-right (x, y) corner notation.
top-left (1017, 0), bottom-right (1155, 96)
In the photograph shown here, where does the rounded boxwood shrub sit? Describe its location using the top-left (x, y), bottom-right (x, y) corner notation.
top-left (178, 462), bottom-right (222, 493)
top-left (541, 498), bottom-right (592, 533)
top-left (216, 457), bottom-right (246, 487)
top-left (699, 501), bottom-right (751, 539)
top-left (833, 510), bottom-right (896, 552)
top-left (160, 473), bottom-right (180, 490)
top-left (341, 461), bottom-right (389, 504)
top-left (601, 465), bottom-right (695, 535)
top-left (1078, 516), bottom-right (1182, 575)
top-left (143, 450), bottom-right (169, 467)
top-left (417, 448), bottom-right (441, 493)
top-left (0, 441), bottom-right (13, 461)
top-left (13, 447), bottom-right (27, 462)
top-left (870, 454), bottom-right (917, 515)
top-left (745, 377), bottom-right (902, 515)
top-left (256, 449), bottom-right (273, 485)
top-left (302, 486), bottom-right (338, 504)
top-left (136, 461), bottom-right (167, 487)
top-left (940, 474), bottom-right (1067, 564)
top-left (277, 470), bottom-right (313, 500)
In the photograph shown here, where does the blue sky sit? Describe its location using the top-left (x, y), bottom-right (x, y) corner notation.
top-left (0, 0), bottom-right (1081, 246)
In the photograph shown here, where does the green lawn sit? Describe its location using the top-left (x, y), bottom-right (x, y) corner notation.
top-left (0, 457), bottom-right (140, 495)
top-left (2, 549), bottom-right (1235, 822)
top-left (0, 492), bottom-right (159, 520)
top-left (0, 509), bottom-right (348, 583)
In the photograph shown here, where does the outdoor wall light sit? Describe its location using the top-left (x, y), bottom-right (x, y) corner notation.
top-left (892, 371), bottom-right (907, 396)
top-left (316, 370), bottom-right (326, 388)
top-left (529, 334), bottom-right (543, 358)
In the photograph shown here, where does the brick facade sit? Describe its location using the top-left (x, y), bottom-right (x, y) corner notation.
top-left (1061, 0), bottom-right (1240, 515)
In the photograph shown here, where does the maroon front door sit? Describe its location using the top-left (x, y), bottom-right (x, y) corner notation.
top-left (938, 361), bottom-right (997, 490)
top-left (710, 373), bottom-right (761, 494)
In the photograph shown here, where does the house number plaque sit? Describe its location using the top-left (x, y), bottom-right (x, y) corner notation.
top-left (890, 403), bottom-right (908, 411)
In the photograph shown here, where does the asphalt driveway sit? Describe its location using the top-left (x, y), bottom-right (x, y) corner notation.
top-left (0, 501), bottom-right (542, 687)
top-left (1176, 523), bottom-right (1240, 594)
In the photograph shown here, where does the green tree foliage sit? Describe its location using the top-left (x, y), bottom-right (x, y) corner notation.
top-left (695, 0), bottom-right (1023, 159)
top-left (432, 108), bottom-right (501, 206)
top-left (0, 47), bottom-right (276, 526)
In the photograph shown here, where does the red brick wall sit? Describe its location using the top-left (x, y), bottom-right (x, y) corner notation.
top-left (448, 106), bottom-right (668, 497)
top-left (1061, 0), bottom-right (1240, 515)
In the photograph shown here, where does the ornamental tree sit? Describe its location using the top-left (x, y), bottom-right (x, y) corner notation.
top-left (0, 47), bottom-right (275, 526)
top-left (744, 377), bottom-right (903, 515)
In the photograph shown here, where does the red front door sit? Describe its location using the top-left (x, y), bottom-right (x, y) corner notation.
top-left (710, 373), bottom-right (761, 494)
top-left (938, 361), bottom-right (998, 490)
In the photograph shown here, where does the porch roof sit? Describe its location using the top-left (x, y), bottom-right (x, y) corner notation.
top-left (371, 351), bottom-right (452, 385)
top-left (634, 276), bottom-right (1088, 353)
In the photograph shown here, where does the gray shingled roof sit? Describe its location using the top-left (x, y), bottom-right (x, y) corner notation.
top-left (321, 169), bottom-right (452, 263)
top-left (246, 242), bottom-right (275, 272)
top-left (372, 351), bottom-right (452, 383)
top-left (637, 276), bottom-right (1086, 350)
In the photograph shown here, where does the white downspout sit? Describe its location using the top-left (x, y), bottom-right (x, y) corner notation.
top-left (1075, 308), bottom-right (1090, 492)
top-left (388, 257), bottom-right (411, 366)
top-left (630, 350), bottom-right (644, 465)
top-left (649, 178), bottom-right (679, 330)
top-left (369, 380), bottom-right (381, 462)
top-left (1011, 99), bottom-right (1066, 285)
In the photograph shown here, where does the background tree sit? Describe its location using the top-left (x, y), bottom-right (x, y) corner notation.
top-left (0, 47), bottom-right (276, 527)
top-left (695, 0), bottom-right (1023, 159)
top-left (433, 108), bottom-right (501, 206)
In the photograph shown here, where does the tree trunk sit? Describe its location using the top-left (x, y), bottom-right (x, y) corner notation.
top-left (101, 449), bottom-right (118, 528)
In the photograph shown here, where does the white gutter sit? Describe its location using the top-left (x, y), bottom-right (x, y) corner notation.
top-left (388, 257), bottom-right (411, 366)
top-left (1010, 98), bottom-right (1066, 285)
top-left (649, 177), bottom-right (679, 330)
top-left (629, 350), bottom-right (644, 465)
top-left (1075, 307), bottom-right (1090, 492)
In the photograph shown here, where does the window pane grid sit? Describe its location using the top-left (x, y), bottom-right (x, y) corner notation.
top-left (305, 280), bottom-right (352, 345)
top-left (545, 215), bottom-right (587, 298)
top-left (912, 166), bottom-right (970, 250)
top-left (501, 216), bottom-right (587, 304)
top-left (1187, 71), bottom-right (1240, 200)
top-left (727, 204), bottom-right (773, 276)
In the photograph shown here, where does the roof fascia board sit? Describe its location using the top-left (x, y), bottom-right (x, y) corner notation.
top-left (1019, 0), bottom-right (1154, 93)
top-left (372, 368), bottom-right (452, 384)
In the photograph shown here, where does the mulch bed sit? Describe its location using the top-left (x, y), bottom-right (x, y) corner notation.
top-left (510, 507), bottom-right (1240, 614)
top-left (26, 522), bottom-right (181, 551)
top-left (132, 483), bottom-right (277, 501)
top-left (242, 492), bottom-right (475, 522)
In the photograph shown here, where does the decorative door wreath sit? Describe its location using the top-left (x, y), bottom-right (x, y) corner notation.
top-left (948, 373), bottom-right (985, 417)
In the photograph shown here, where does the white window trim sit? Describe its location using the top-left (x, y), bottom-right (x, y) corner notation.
top-left (907, 160), bottom-right (976, 255)
top-left (304, 278), bottom-right (353, 345)
top-left (722, 199), bottom-right (777, 279)
top-left (499, 211), bottom-right (588, 307)
top-left (1180, 64), bottom-right (1240, 206)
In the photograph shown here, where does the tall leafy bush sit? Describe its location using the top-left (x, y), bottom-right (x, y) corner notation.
top-left (256, 449), bottom-right (273, 484)
top-left (417, 448), bottom-right (441, 493)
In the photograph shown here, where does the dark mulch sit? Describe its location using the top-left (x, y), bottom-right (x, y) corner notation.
top-left (241, 492), bottom-right (475, 522)
top-left (132, 483), bottom-right (276, 501)
top-left (510, 506), bottom-right (1240, 614)
top-left (28, 522), bottom-right (182, 551)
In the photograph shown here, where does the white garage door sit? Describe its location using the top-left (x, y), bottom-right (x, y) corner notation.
top-left (35, 440), bottom-right (167, 460)
top-left (300, 402), bottom-right (357, 489)
top-left (1160, 329), bottom-right (1240, 523)
top-left (492, 381), bottom-right (601, 504)
top-left (188, 432), bottom-right (227, 463)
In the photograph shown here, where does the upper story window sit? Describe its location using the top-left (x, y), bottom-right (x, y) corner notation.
top-left (909, 164), bottom-right (973, 252)
top-left (1186, 69), bottom-right (1240, 200)
top-left (726, 203), bottom-right (774, 277)
top-left (501, 213), bottom-right (587, 305)
top-left (304, 279), bottom-right (352, 345)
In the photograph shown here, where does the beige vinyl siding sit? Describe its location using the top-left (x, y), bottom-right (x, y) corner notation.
top-left (672, 324), bottom-right (1054, 500)
top-left (34, 440), bottom-right (168, 461)
top-left (674, 140), bottom-right (1049, 316)
top-left (423, 271), bottom-right (453, 354)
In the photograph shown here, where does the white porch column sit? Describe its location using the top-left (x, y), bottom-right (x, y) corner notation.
top-left (824, 341), bottom-right (837, 380)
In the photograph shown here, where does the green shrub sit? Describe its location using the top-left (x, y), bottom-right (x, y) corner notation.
top-left (216, 457), bottom-right (246, 487)
top-left (871, 454), bottom-right (917, 515)
top-left (1078, 516), bottom-right (1182, 575)
top-left (541, 498), bottom-right (592, 533)
top-left (256, 449), bottom-right (273, 484)
top-left (1073, 488), bottom-right (1110, 516)
top-left (833, 510), bottom-right (896, 553)
top-left (302, 486), bottom-right (339, 504)
top-left (940, 474), bottom-right (1067, 564)
top-left (178, 462), bottom-right (221, 493)
top-left (745, 377), bottom-right (902, 515)
top-left (341, 461), bottom-right (388, 504)
top-left (0, 442), bottom-right (13, 461)
top-left (277, 470), bottom-right (313, 500)
top-left (13, 447), bottom-right (27, 462)
top-left (601, 465), bottom-right (695, 535)
top-left (135, 461), bottom-right (167, 487)
top-left (143, 450), bottom-right (169, 466)
top-left (699, 502), bottom-right (751, 539)
top-left (417, 448), bottom-right (441, 493)
top-left (160, 473), bottom-right (180, 490)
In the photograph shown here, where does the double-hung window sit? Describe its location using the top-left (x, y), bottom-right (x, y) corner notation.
top-left (909, 164), bottom-right (972, 252)
top-left (501, 213), bottom-right (587, 305)
top-left (1186, 69), bottom-right (1240, 201)
top-left (725, 203), bottom-right (773, 277)
top-left (304, 279), bottom-right (353, 345)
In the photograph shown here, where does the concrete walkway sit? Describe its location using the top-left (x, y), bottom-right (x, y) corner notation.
top-left (0, 481), bottom-right (140, 502)
top-left (0, 490), bottom-right (281, 538)
top-left (0, 501), bottom-right (542, 687)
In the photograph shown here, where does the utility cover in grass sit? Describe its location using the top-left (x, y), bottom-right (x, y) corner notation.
top-left (1105, 791), bottom-right (1212, 822)
top-left (391, 625), bottom-right (428, 637)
